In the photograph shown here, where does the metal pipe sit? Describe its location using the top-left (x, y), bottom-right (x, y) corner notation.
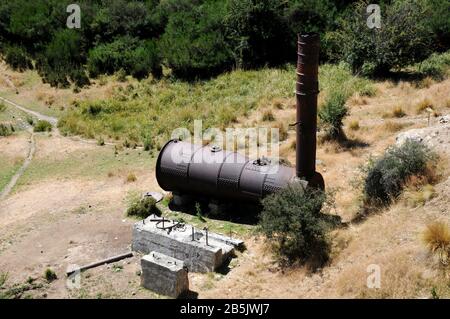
top-left (296, 33), bottom-right (320, 181)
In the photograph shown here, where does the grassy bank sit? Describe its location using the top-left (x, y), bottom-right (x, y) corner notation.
top-left (58, 63), bottom-right (374, 149)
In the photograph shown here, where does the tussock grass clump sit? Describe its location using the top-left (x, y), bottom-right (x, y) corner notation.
top-left (33, 120), bottom-right (52, 132)
top-left (259, 183), bottom-right (339, 269)
top-left (125, 173), bottom-right (137, 183)
top-left (349, 120), bottom-right (360, 131)
top-left (262, 110), bottom-right (275, 122)
top-left (126, 192), bottom-right (160, 218)
top-left (403, 184), bottom-right (435, 207)
top-left (363, 139), bottom-right (437, 205)
top-left (423, 222), bottom-right (450, 266)
top-left (0, 103), bottom-right (6, 112)
top-left (392, 106), bottom-right (406, 118)
top-left (416, 99), bottom-right (434, 114)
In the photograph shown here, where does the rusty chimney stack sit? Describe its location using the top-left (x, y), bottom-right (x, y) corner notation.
top-left (296, 33), bottom-right (324, 189)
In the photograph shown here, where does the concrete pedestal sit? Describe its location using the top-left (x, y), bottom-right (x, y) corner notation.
top-left (141, 251), bottom-right (189, 298)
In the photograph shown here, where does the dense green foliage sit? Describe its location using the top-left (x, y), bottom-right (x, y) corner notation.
top-left (126, 195), bottom-right (160, 218)
top-left (259, 183), bottom-right (336, 267)
top-left (364, 139), bottom-right (436, 204)
top-left (0, 123), bottom-right (14, 136)
top-left (161, 1), bottom-right (232, 78)
top-left (87, 36), bottom-right (161, 79)
top-left (0, 0), bottom-right (447, 85)
top-left (331, 0), bottom-right (437, 76)
top-left (33, 120), bottom-right (52, 132)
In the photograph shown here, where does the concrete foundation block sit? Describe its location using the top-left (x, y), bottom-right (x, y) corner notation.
top-left (141, 251), bottom-right (189, 298)
top-left (132, 215), bottom-right (238, 273)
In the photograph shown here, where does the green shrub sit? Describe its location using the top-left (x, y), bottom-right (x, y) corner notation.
top-left (26, 116), bottom-right (34, 126)
top-left (364, 139), bottom-right (437, 204)
top-left (0, 123), bottom-right (13, 136)
top-left (259, 183), bottom-right (336, 267)
top-left (126, 194), bottom-right (160, 219)
top-left (4, 46), bottom-right (32, 71)
top-left (0, 103), bottom-right (6, 112)
top-left (33, 120), bottom-right (52, 132)
top-left (44, 268), bottom-right (57, 282)
top-left (415, 51), bottom-right (450, 80)
top-left (318, 91), bottom-right (348, 139)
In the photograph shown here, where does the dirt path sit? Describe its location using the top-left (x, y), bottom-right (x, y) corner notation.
top-left (0, 129), bottom-right (35, 201)
top-left (0, 96), bottom-right (58, 126)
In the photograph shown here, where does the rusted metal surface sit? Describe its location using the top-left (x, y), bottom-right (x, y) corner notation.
top-left (296, 33), bottom-right (319, 180)
top-left (154, 33), bottom-right (324, 204)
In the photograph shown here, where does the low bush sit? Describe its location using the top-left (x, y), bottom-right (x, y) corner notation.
top-left (0, 103), bottom-right (6, 112)
top-left (33, 120), bottom-right (52, 132)
top-left (44, 268), bottom-right (57, 282)
top-left (0, 123), bottom-right (14, 136)
top-left (259, 183), bottom-right (338, 268)
top-left (126, 194), bottom-right (160, 219)
top-left (363, 139), bottom-right (437, 205)
top-left (415, 51), bottom-right (450, 80)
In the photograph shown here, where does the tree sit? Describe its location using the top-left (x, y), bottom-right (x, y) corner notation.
top-left (335, 0), bottom-right (432, 76)
top-left (160, 0), bottom-right (233, 79)
top-left (225, 0), bottom-right (290, 68)
top-left (38, 29), bottom-right (88, 87)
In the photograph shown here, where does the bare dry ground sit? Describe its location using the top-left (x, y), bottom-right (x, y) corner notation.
top-left (0, 65), bottom-right (449, 298)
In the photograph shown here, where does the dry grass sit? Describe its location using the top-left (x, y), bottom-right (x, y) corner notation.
top-left (272, 98), bottom-right (285, 110)
top-left (392, 105), bottom-right (406, 118)
top-left (262, 109), bottom-right (275, 122)
top-left (402, 184), bottom-right (435, 207)
top-left (423, 222), bottom-right (450, 266)
top-left (416, 98), bottom-right (434, 114)
top-left (349, 94), bottom-right (367, 106)
top-left (349, 120), bottom-right (360, 131)
top-left (418, 77), bottom-right (435, 89)
top-left (382, 121), bottom-right (407, 133)
top-left (271, 122), bottom-right (288, 141)
top-left (125, 172), bottom-right (137, 183)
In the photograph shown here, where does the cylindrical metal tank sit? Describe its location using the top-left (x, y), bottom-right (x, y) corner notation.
top-left (155, 33), bottom-right (324, 203)
top-left (156, 140), bottom-right (296, 203)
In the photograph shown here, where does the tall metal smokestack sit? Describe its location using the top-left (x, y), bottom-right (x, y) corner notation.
top-left (296, 33), bottom-right (324, 189)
